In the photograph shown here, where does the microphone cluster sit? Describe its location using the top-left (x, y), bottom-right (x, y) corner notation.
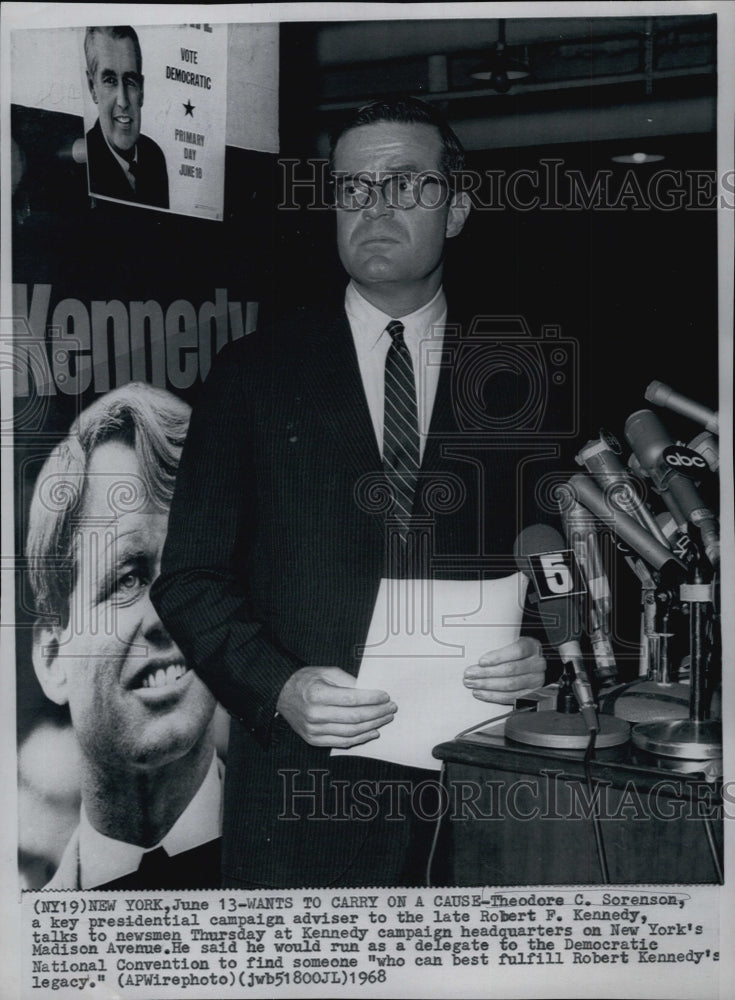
top-left (508, 381), bottom-right (721, 760)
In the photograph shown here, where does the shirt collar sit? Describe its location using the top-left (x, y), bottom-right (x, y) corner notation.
top-left (78, 753), bottom-right (222, 889)
top-left (102, 128), bottom-right (138, 179)
top-left (345, 282), bottom-right (447, 351)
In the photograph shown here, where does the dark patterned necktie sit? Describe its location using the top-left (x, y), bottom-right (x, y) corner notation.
top-left (383, 320), bottom-right (420, 540)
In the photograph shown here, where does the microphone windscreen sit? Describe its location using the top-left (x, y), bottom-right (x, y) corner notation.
top-left (513, 524), bottom-right (567, 571)
top-left (539, 596), bottom-right (581, 649)
top-left (513, 524), bottom-right (582, 647)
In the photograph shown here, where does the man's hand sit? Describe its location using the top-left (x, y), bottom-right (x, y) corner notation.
top-left (276, 666), bottom-right (397, 748)
top-left (463, 637), bottom-right (546, 705)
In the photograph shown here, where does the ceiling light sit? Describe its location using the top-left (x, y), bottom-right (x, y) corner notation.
top-left (470, 19), bottom-right (530, 94)
top-left (611, 151), bottom-right (666, 164)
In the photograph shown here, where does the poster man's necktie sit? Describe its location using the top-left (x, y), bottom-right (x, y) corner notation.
top-left (383, 320), bottom-right (420, 540)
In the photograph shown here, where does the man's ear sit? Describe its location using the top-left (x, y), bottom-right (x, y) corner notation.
top-left (140, 74), bottom-right (144, 108)
top-left (32, 622), bottom-right (69, 707)
top-left (445, 190), bottom-right (471, 239)
top-left (86, 70), bottom-right (99, 105)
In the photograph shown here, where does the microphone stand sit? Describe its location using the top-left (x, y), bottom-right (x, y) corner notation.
top-left (645, 582), bottom-right (677, 685)
top-left (570, 511), bottom-right (691, 724)
top-left (631, 543), bottom-right (721, 761)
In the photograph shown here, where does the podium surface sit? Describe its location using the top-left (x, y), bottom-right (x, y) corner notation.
top-left (432, 713), bottom-right (723, 886)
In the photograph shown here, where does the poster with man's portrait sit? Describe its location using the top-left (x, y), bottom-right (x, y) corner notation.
top-left (79, 23), bottom-right (228, 218)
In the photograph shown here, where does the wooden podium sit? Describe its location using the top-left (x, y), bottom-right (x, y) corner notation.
top-left (432, 712), bottom-right (723, 886)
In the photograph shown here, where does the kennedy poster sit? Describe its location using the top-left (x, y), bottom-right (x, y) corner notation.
top-left (1, 3), bottom-right (733, 1000)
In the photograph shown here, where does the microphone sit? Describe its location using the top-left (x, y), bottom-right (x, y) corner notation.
top-left (688, 430), bottom-right (719, 473)
top-left (559, 495), bottom-right (617, 684)
top-left (655, 512), bottom-right (703, 569)
top-left (513, 524), bottom-right (598, 731)
top-left (624, 409), bottom-right (719, 568)
top-left (575, 432), bottom-right (670, 548)
top-left (567, 473), bottom-right (687, 579)
top-left (645, 380), bottom-right (719, 435)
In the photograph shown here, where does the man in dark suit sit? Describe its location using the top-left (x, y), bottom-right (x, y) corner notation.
top-left (27, 384), bottom-right (220, 889)
top-left (152, 97), bottom-right (551, 888)
top-left (84, 26), bottom-right (169, 209)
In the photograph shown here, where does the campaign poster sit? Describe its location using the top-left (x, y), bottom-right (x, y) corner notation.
top-left (79, 23), bottom-right (228, 219)
top-left (7, 15), bottom-right (278, 897)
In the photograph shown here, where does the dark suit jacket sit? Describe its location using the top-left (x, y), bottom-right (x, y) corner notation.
top-left (152, 304), bottom-right (561, 889)
top-left (86, 118), bottom-right (169, 209)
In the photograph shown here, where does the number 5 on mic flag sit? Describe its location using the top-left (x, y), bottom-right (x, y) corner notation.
top-left (528, 549), bottom-right (586, 602)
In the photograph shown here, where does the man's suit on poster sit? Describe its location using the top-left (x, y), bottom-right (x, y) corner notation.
top-left (85, 119), bottom-right (169, 209)
top-left (44, 756), bottom-right (224, 890)
top-left (45, 830), bottom-right (222, 890)
top-left (152, 303), bottom-right (556, 889)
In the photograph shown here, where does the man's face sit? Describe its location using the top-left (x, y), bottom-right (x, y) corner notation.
top-left (38, 442), bottom-right (215, 771)
top-left (333, 122), bottom-right (468, 307)
top-left (87, 34), bottom-right (143, 155)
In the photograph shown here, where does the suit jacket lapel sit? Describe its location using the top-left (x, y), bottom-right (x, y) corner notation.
top-left (422, 320), bottom-right (461, 471)
top-left (301, 311), bottom-right (383, 480)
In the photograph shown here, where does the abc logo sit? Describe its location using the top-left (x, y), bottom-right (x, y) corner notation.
top-left (663, 445), bottom-right (706, 471)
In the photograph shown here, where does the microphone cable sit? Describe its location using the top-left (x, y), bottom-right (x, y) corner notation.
top-left (701, 811), bottom-right (724, 885)
top-left (583, 728), bottom-right (610, 884)
top-left (425, 760), bottom-right (448, 887)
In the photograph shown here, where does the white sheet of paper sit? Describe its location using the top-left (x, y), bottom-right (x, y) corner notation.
top-left (332, 573), bottom-right (528, 771)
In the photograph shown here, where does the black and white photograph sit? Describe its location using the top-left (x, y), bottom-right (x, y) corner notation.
top-left (1, 3), bottom-right (733, 998)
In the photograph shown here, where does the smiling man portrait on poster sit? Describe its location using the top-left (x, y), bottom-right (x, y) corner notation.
top-left (84, 25), bottom-right (170, 209)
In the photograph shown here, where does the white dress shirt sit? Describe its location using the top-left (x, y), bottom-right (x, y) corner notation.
top-left (102, 132), bottom-right (138, 191)
top-left (345, 282), bottom-right (447, 460)
top-left (78, 752), bottom-right (223, 890)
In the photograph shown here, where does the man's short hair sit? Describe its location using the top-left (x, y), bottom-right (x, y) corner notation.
top-left (329, 95), bottom-right (466, 179)
top-left (84, 25), bottom-right (143, 78)
top-left (26, 383), bottom-right (190, 629)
